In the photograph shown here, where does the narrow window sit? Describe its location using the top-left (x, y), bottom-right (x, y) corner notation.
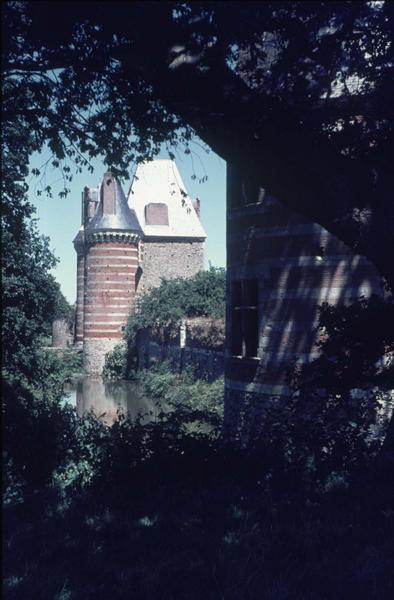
top-left (231, 279), bottom-right (259, 358)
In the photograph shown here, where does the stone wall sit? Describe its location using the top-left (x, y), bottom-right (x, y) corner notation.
top-left (137, 318), bottom-right (224, 381)
top-left (137, 240), bottom-right (204, 295)
top-left (224, 163), bottom-right (388, 437)
top-left (83, 338), bottom-right (125, 375)
top-left (52, 319), bottom-right (72, 348)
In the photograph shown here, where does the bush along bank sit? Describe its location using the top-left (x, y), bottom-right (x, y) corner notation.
top-left (3, 387), bottom-right (394, 600)
top-left (134, 363), bottom-right (224, 430)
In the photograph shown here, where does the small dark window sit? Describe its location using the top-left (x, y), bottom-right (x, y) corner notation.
top-left (244, 278), bottom-right (258, 306)
top-left (231, 279), bottom-right (259, 357)
top-left (145, 203), bottom-right (169, 226)
top-left (231, 307), bottom-right (242, 356)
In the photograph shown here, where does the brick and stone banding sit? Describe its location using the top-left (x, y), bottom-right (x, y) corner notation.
top-left (74, 165), bottom-right (206, 375)
top-left (224, 165), bottom-right (386, 436)
top-left (82, 239), bottom-right (138, 373)
top-left (83, 241), bottom-right (137, 341)
top-left (75, 251), bottom-right (85, 343)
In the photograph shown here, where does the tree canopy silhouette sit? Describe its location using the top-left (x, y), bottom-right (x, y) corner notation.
top-left (2, 0), bottom-right (393, 288)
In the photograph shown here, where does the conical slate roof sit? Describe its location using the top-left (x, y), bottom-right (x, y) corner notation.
top-left (86, 172), bottom-right (142, 234)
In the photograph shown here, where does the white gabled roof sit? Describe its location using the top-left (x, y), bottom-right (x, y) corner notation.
top-left (127, 160), bottom-right (206, 239)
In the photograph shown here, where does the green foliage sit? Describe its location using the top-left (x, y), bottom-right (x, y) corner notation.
top-left (2, 378), bottom-right (78, 494)
top-left (243, 391), bottom-right (383, 494)
top-left (1, 220), bottom-right (59, 379)
top-left (1, 100), bottom-right (68, 381)
top-left (3, 348), bottom-right (392, 599)
top-left (137, 363), bottom-right (177, 400)
top-left (3, 365), bottom-right (393, 599)
top-left (2, 345), bottom-right (84, 503)
top-left (102, 344), bottom-right (128, 380)
top-left (125, 267), bottom-right (225, 345)
top-left (279, 294), bottom-right (394, 488)
top-left (186, 317), bottom-right (225, 348)
top-left (52, 285), bottom-right (75, 332)
top-left (135, 363), bottom-right (224, 426)
top-left (36, 348), bottom-right (84, 392)
top-left (131, 267), bottom-right (225, 327)
top-left (4, 451), bottom-right (394, 600)
top-left (3, 2), bottom-right (393, 187)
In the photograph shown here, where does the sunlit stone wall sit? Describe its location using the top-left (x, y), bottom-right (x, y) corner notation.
top-left (137, 240), bottom-right (204, 296)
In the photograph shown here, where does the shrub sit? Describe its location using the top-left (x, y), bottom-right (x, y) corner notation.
top-left (102, 343), bottom-right (128, 379)
top-left (135, 363), bottom-right (224, 432)
top-left (2, 378), bottom-right (78, 495)
top-left (125, 267), bottom-right (225, 345)
top-left (281, 294), bottom-right (394, 488)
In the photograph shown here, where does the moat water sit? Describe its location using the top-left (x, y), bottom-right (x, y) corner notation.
top-left (64, 377), bottom-right (164, 424)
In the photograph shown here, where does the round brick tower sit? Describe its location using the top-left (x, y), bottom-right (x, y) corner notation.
top-left (73, 228), bottom-right (85, 346)
top-left (83, 172), bottom-right (142, 374)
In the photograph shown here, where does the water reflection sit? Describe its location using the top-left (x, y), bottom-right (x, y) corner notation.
top-left (65, 377), bottom-right (163, 425)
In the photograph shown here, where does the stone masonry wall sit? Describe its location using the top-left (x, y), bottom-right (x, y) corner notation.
top-left (137, 240), bottom-right (204, 296)
top-left (52, 319), bottom-right (72, 348)
top-left (137, 318), bottom-right (224, 381)
top-left (83, 338), bottom-right (125, 375)
top-left (224, 164), bottom-right (388, 437)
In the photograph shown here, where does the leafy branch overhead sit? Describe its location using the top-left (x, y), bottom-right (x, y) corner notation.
top-left (2, 1), bottom-right (394, 288)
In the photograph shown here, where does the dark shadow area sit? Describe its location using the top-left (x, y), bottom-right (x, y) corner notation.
top-left (3, 417), bottom-right (394, 600)
top-left (225, 185), bottom-right (393, 451)
top-left (3, 313), bottom-right (394, 600)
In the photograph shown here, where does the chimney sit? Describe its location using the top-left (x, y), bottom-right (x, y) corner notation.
top-left (193, 198), bottom-right (201, 219)
top-left (83, 186), bottom-right (99, 226)
top-left (102, 172), bottom-right (116, 215)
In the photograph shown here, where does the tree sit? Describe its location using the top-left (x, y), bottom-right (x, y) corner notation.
top-left (2, 1), bottom-right (393, 287)
top-left (1, 115), bottom-right (64, 380)
top-left (129, 267), bottom-right (226, 330)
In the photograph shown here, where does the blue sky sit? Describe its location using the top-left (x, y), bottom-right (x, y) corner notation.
top-left (29, 144), bottom-right (227, 303)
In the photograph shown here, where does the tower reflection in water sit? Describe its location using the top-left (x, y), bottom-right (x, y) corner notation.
top-left (75, 377), bottom-right (162, 425)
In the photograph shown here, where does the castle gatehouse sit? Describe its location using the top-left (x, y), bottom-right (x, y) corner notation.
top-left (73, 160), bottom-right (206, 373)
